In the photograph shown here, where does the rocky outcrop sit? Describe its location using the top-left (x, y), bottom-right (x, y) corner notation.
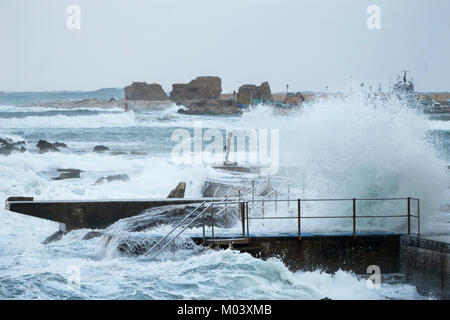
top-left (0, 137), bottom-right (26, 155)
top-left (170, 76), bottom-right (222, 101)
top-left (237, 82), bottom-right (272, 105)
top-left (36, 140), bottom-right (64, 153)
top-left (177, 99), bottom-right (244, 115)
top-left (167, 182), bottom-right (186, 198)
top-left (124, 82), bottom-right (169, 101)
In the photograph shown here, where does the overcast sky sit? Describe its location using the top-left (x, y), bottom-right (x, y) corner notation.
top-left (1, 0), bottom-right (449, 92)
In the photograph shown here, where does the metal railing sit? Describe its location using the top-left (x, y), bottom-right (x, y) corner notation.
top-left (144, 174), bottom-right (279, 259)
top-left (199, 197), bottom-right (420, 245)
top-left (145, 195), bottom-right (420, 259)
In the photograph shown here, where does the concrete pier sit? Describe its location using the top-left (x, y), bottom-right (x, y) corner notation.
top-left (4, 197), bottom-right (448, 299)
top-left (5, 198), bottom-right (221, 231)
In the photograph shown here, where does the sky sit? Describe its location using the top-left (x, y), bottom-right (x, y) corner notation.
top-left (1, 0), bottom-right (449, 93)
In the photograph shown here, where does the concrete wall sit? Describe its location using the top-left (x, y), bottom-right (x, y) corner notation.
top-left (196, 235), bottom-right (401, 274)
top-left (400, 235), bottom-right (449, 299)
top-left (5, 198), bottom-right (221, 231)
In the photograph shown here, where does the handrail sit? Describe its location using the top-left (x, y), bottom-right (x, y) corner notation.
top-left (143, 201), bottom-right (207, 256)
top-left (241, 197), bottom-right (420, 238)
top-left (146, 195), bottom-right (420, 260)
top-left (145, 175), bottom-right (275, 259)
top-left (147, 204), bottom-right (213, 259)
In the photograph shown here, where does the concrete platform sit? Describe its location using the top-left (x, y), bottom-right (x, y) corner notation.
top-left (5, 198), bottom-right (223, 231)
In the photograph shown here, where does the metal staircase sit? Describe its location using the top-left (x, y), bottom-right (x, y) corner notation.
top-left (144, 172), bottom-right (304, 259)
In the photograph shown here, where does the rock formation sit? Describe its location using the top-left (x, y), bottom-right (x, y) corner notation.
top-left (170, 76), bottom-right (222, 101)
top-left (93, 145), bottom-right (110, 153)
top-left (237, 81), bottom-right (272, 105)
top-left (0, 137), bottom-right (26, 155)
top-left (36, 140), bottom-right (63, 153)
top-left (124, 82), bottom-right (169, 101)
top-left (167, 182), bottom-right (186, 198)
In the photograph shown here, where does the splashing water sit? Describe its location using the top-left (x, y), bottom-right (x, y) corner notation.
top-left (0, 91), bottom-right (448, 300)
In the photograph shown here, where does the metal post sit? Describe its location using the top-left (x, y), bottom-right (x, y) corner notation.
top-left (246, 202), bottom-right (249, 237)
top-left (238, 190), bottom-right (241, 202)
top-left (275, 190), bottom-right (277, 214)
top-left (352, 198), bottom-right (356, 238)
top-left (262, 199), bottom-right (265, 226)
top-left (225, 202), bottom-right (227, 219)
top-left (202, 205), bottom-right (206, 244)
top-left (211, 204), bottom-right (215, 245)
top-left (287, 185), bottom-right (290, 209)
top-left (417, 199), bottom-right (420, 236)
top-left (298, 199), bottom-right (301, 240)
top-left (407, 197), bottom-right (411, 235)
top-left (240, 202), bottom-right (245, 239)
top-left (251, 180), bottom-right (255, 213)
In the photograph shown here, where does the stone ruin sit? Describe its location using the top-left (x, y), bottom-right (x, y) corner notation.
top-left (170, 76), bottom-right (222, 101)
top-left (237, 82), bottom-right (272, 105)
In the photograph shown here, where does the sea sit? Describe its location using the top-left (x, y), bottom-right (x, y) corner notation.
top-left (0, 89), bottom-right (448, 300)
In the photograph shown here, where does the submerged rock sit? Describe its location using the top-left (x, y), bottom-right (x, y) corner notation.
top-left (167, 182), bottom-right (186, 198)
top-left (95, 174), bottom-right (130, 185)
